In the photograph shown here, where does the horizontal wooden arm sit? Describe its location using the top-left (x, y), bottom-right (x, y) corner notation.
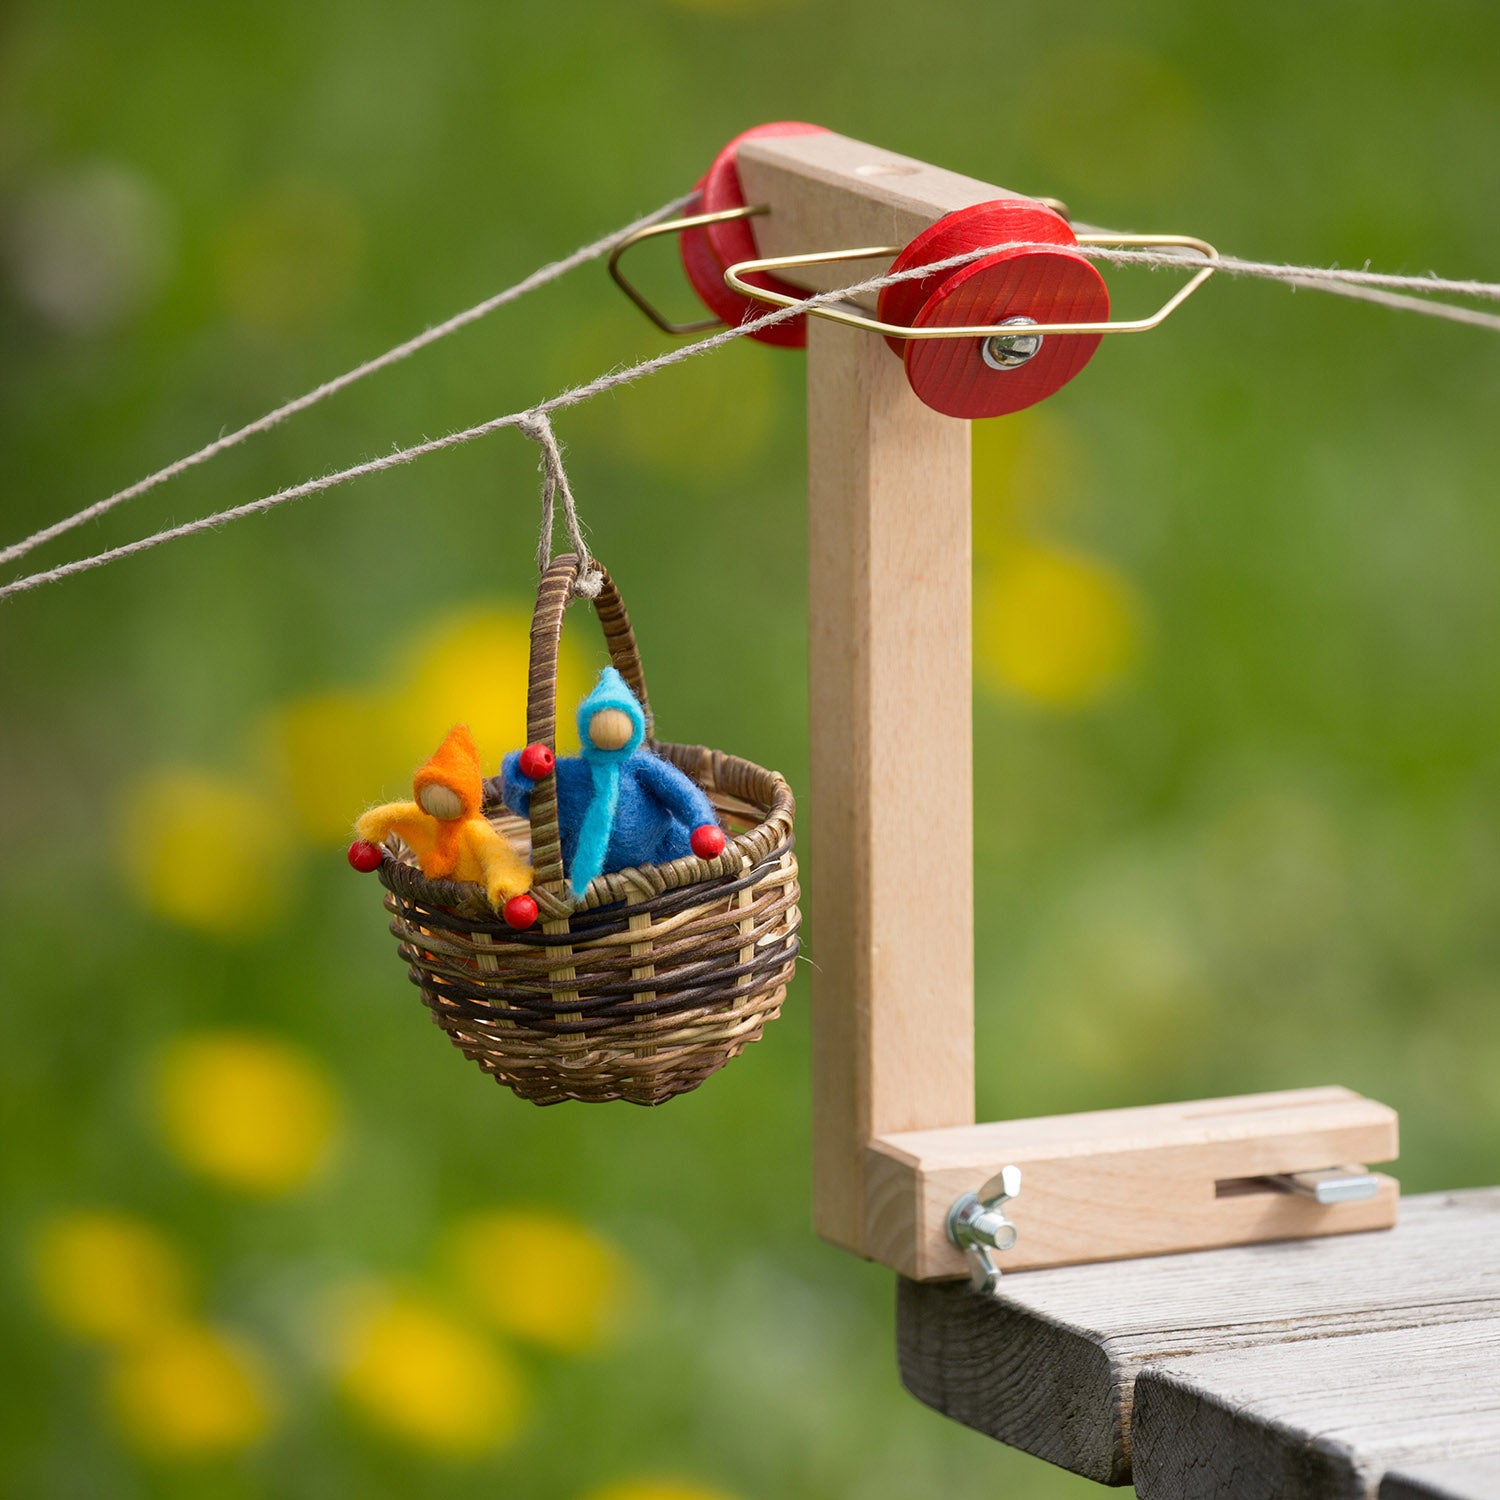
top-left (867, 1086), bottom-right (1398, 1280)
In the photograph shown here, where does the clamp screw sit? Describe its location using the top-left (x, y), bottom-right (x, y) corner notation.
top-left (947, 1164), bottom-right (1022, 1294)
top-left (981, 316), bottom-right (1044, 371)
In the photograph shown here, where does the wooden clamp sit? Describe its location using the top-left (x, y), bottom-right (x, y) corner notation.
top-left (870, 1086), bottom-right (1398, 1280)
top-left (614, 124), bottom-right (1401, 1279)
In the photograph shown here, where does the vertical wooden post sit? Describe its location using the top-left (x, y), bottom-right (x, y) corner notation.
top-left (807, 317), bottom-right (975, 1257)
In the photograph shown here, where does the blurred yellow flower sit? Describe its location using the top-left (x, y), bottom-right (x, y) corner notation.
top-left (975, 542), bottom-right (1143, 708)
top-left (106, 1323), bottom-right (274, 1457)
top-left (336, 1286), bottom-right (527, 1455)
top-left (154, 1032), bottom-right (339, 1194)
top-left (444, 1208), bottom-right (632, 1354)
top-left (117, 769), bottom-right (287, 937)
top-left (263, 690), bottom-right (395, 844)
top-left (391, 606), bottom-right (588, 767)
top-left (30, 1210), bottom-right (191, 1345)
top-left (584, 1484), bottom-right (739, 1500)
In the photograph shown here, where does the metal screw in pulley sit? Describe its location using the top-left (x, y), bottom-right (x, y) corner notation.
top-left (947, 1164), bottom-right (1022, 1294)
top-left (980, 316), bottom-right (1044, 371)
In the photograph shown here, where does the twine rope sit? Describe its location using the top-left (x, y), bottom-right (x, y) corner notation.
top-left (0, 193), bottom-right (694, 572)
top-left (0, 252), bottom-right (976, 603)
top-left (1070, 240), bottom-right (1500, 332)
top-left (3, 233), bottom-right (1498, 604)
top-left (1279, 273), bottom-right (1500, 332)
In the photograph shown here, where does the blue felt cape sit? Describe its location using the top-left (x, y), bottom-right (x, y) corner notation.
top-left (500, 667), bottom-right (718, 897)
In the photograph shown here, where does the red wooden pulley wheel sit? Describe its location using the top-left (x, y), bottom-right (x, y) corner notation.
top-left (877, 199), bottom-right (1110, 418)
top-left (679, 120), bottom-right (830, 349)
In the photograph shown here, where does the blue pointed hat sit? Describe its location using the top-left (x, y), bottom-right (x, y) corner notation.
top-left (575, 666), bottom-right (646, 760)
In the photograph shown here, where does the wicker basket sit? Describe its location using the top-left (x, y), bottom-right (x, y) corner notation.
top-left (374, 554), bottom-right (801, 1105)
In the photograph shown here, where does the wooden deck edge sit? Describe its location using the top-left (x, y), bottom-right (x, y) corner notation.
top-left (1130, 1362), bottom-right (1362, 1500)
top-left (895, 1277), bottom-right (1131, 1486)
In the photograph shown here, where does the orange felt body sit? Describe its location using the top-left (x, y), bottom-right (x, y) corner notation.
top-left (355, 725), bottom-right (531, 904)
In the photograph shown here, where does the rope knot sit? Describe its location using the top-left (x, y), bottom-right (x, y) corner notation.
top-left (520, 409), bottom-right (599, 594)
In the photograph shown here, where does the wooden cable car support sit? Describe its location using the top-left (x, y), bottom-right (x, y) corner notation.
top-left (614, 125), bottom-right (1499, 1500)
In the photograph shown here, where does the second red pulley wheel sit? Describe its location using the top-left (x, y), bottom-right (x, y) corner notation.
top-left (678, 121), bottom-right (831, 350)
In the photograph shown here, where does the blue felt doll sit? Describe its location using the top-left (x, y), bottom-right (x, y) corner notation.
top-left (500, 667), bottom-right (727, 898)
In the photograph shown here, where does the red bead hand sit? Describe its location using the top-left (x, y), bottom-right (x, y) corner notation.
top-left (690, 824), bottom-right (726, 859)
top-left (518, 743), bottom-right (555, 779)
top-left (347, 840), bottom-right (383, 873)
top-left (503, 893), bottom-right (539, 929)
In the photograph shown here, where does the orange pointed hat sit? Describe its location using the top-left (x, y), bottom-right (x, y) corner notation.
top-left (413, 724), bottom-right (484, 819)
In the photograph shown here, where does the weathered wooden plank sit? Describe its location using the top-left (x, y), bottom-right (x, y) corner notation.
top-left (897, 1276), bottom-right (1130, 1482)
top-left (1132, 1319), bottom-right (1500, 1500)
top-left (1379, 1457), bottom-right (1500, 1500)
top-left (897, 1189), bottom-right (1500, 1487)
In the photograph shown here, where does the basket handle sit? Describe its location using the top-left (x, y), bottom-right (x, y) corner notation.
top-left (524, 553), bottom-right (653, 895)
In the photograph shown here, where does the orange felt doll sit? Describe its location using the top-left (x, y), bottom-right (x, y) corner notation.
top-left (355, 725), bottom-right (531, 908)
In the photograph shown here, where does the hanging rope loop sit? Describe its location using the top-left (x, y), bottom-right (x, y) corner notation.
top-left (518, 410), bottom-right (602, 597)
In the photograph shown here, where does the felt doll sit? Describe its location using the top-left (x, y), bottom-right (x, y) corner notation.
top-left (500, 666), bottom-right (726, 898)
top-left (352, 724), bottom-right (532, 910)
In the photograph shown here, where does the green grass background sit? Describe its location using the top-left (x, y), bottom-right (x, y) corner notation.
top-left (3, 2), bottom-right (1499, 1495)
